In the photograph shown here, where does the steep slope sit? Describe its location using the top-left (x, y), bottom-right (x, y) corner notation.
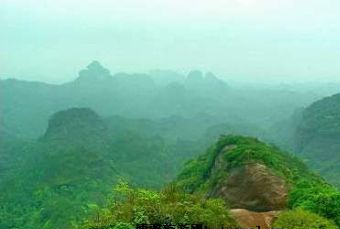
top-left (175, 136), bottom-right (317, 199)
top-left (295, 93), bottom-right (340, 187)
top-left (174, 135), bottom-right (340, 227)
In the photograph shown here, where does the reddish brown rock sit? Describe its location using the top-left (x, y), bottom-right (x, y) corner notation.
top-left (209, 163), bottom-right (288, 211)
top-left (230, 209), bottom-right (280, 229)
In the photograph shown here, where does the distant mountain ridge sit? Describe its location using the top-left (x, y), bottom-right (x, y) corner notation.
top-left (76, 61), bottom-right (112, 82)
top-left (294, 92), bottom-right (340, 186)
top-left (0, 61), bottom-right (234, 139)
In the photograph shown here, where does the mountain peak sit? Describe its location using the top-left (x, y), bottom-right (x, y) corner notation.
top-left (187, 70), bottom-right (204, 81)
top-left (175, 135), bottom-right (324, 212)
top-left (42, 107), bottom-right (107, 142)
top-left (76, 61), bottom-right (112, 82)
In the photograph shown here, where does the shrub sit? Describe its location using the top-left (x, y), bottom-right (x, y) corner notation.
top-left (81, 181), bottom-right (237, 229)
top-left (273, 208), bottom-right (338, 229)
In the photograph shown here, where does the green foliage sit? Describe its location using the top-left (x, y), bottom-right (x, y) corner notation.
top-left (0, 107), bottom-right (220, 229)
top-left (175, 135), bottom-right (340, 227)
top-left (299, 93), bottom-right (340, 135)
top-left (2, 102), bottom-right (340, 229)
top-left (113, 222), bottom-right (134, 229)
top-left (0, 110), bottom-right (189, 229)
top-left (2, 66), bottom-right (340, 229)
top-left (80, 181), bottom-right (237, 229)
top-left (295, 93), bottom-right (340, 187)
top-left (273, 208), bottom-right (339, 229)
top-left (289, 180), bottom-right (340, 227)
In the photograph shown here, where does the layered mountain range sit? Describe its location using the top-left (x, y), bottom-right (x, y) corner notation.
top-left (1, 62), bottom-right (340, 229)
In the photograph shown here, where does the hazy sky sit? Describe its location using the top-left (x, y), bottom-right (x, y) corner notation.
top-left (1, 0), bottom-right (340, 83)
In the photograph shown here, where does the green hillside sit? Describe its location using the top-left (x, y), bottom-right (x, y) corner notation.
top-left (0, 108), bottom-right (186, 229)
top-left (78, 135), bottom-right (340, 229)
top-left (295, 93), bottom-right (340, 187)
top-left (174, 135), bottom-right (340, 226)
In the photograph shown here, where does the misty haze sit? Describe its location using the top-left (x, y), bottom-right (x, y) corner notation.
top-left (1, 1), bottom-right (340, 229)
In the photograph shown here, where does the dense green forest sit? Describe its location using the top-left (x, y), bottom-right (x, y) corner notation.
top-left (80, 136), bottom-right (340, 229)
top-left (294, 93), bottom-right (340, 187)
top-left (1, 62), bottom-right (340, 229)
top-left (175, 136), bottom-right (340, 225)
top-left (0, 108), bottom-right (205, 229)
top-left (3, 0), bottom-right (340, 227)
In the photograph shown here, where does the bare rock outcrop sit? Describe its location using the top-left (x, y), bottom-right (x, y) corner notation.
top-left (230, 209), bottom-right (280, 229)
top-left (209, 163), bottom-right (288, 211)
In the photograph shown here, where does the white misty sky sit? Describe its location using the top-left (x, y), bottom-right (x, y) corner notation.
top-left (1, 0), bottom-right (340, 83)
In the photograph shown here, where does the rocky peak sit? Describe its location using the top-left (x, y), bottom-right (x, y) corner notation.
top-left (175, 136), bottom-right (316, 212)
top-left (76, 61), bottom-right (112, 82)
top-left (175, 135), bottom-right (307, 228)
top-left (209, 162), bottom-right (288, 211)
top-left (204, 144), bottom-right (288, 211)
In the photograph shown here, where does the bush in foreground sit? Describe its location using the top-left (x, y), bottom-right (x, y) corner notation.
top-left (273, 208), bottom-right (338, 229)
top-left (80, 181), bottom-right (237, 229)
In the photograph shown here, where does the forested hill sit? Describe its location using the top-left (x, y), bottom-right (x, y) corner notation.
top-left (174, 136), bottom-right (340, 228)
top-left (2, 62), bottom-right (340, 229)
top-left (295, 93), bottom-right (340, 186)
top-left (1, 107), bottom-right (340, 229)
top-left (0, 108), bottom-right (199, 229)
top-left (82, 136), bottom-right (340, 229)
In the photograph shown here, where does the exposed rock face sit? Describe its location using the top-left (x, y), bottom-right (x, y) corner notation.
top-left (175, 136), bottom-right (329, 229)
top-left (230, 209), bottom-right (280, 229)
top-left (209, 163), bottom-right (288, 211)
